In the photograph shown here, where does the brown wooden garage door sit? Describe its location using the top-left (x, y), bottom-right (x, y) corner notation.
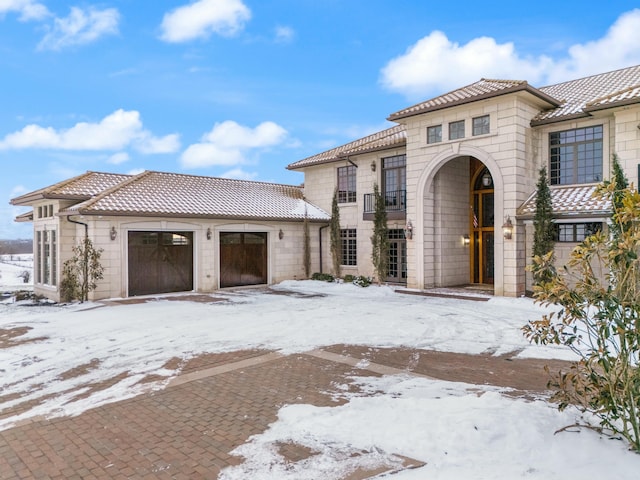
top-left (219, 232), bottom-right (267, 288)
top-left (128, 231), bottom-right (194, 296)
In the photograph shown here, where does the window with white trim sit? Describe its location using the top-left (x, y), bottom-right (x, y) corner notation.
top-left (427, 125), bottom-right (442, 144)
top-left (36, 229), bottom-right (57, 286)
top-left (449, 120), bottom-right (465, 140)
top-left (472, 115), bottom-right (490, 136)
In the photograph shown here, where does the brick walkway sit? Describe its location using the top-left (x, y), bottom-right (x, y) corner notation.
top-left (0, 346), bottom-right (570, 479)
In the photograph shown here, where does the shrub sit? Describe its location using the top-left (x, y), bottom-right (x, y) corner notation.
top-left (343, 274), bottom-right (354, 283)
top-left (352, 275), bottom-right (372, 287)
top-left (524, 181), bottom-right (640, 452)
top-left (311, 272), bottom-right (335, 282)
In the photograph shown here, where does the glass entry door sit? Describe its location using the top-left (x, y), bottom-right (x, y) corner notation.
top-left (471, 167), bottom-right (494, 284)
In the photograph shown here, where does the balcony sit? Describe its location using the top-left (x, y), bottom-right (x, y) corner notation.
top-left (363, 189), bottom-right (406, 221)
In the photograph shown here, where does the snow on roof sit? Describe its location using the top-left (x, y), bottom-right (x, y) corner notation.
top-left (517, 184), bottom-right (611, 219)
top-left (10, 171), bottom-right (132, 205)
top-left (60, 170), bottom-right (330, 222)
top-left (287, 124), bottom-right (406, 170)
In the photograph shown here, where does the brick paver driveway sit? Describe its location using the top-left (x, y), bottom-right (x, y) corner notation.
top-left (0, 344), bottom-right (571, 479)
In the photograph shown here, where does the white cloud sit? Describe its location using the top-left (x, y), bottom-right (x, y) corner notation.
top-left (127, 168), bottom-right (145, 176)
top-left (548, 9), bottom-right (640, 84)
top-left (220, 168), bottom-right (258, 180)
top-left (181, 120), bottom-right (287, 168)
top-left (37, 6), bottom-right (120, 51)
top-left (107, 152), bottom-right (129, 164)
top-left (0, 0), bottom-right (49, 21)
top-left (274, 25), bottom-right (294, 43)
top-left (380, 9), bottom-right (640, 98)
top-left (160, 0), bottom-right (251, 43)
top-left (0, 109), bottom-right (181, 154)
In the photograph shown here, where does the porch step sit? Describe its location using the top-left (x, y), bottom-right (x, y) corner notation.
top-left (395, 287), bottom-right (491, 302)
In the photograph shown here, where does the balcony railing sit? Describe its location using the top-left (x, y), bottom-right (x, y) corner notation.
top-left (363, 189), bottom-right (406, 215)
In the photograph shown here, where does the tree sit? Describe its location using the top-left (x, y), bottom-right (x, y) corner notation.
top-left (60, 237), bottom-right (104, 303)
top-left (524, 181), bottom-right (640, 452)
top-left (303, 205), bottom-right (311, 278)
top-left (532, 166), bottom-right (555, 284)
top-left (329, 188), bottom-right (341, 278)
top-left (370, 183), bottom-right (389, 284)
top-left (607, 153), bottom-right (629, 245)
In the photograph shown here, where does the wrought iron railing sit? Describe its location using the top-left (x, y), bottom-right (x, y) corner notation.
top-left (363, 189), bottom-right (406, 213)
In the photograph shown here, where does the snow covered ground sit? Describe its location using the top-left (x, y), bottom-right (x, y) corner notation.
top-left (0, 253), bottom-right (33, 293)
top-left (1, 257), bottom-right (638, 478)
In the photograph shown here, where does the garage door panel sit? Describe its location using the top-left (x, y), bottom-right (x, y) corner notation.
top-left (128, 231), bottom-right (193, 296)
top-left (220, 232), bottom-right (267, 288)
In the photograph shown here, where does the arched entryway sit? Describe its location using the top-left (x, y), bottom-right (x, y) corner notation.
top-left (470, 163), bottom-right (494, 285)
top-left (412, 146), bottom-right (505, 295)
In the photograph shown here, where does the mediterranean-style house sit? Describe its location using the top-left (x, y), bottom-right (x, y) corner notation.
top-left (287, 64), bottom-right (639, 296)
top-left (11, 64), bottom-right (640, 300)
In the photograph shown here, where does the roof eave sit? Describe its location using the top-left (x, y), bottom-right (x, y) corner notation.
top-left (388, 84), bottom-right (560, 122)
top-left (584, 98), bottom-right (640, 114)
top-left (59, 209), bottom-right (330, 223)
top-left (287, 140), bottom-right (406, 171)
top-left (530, 112), bottom-right (592, 127)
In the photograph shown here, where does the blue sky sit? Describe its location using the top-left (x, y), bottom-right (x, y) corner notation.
top-left (2, 1), bottom-right (640, 239)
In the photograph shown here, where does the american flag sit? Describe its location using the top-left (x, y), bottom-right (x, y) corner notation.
top-left (471, 206), bottom-right (478, 228)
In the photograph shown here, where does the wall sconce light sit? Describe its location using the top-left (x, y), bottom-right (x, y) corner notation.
top-left (463, 234), bottom-right (470, 246)
top-left (370, 160), bottom-right (376, 172)
top-left (206, 227), bottom-right (212, 240)
top-left (404, 220), bottom-right (413, 240)
top-left (279, 229), bottom-right (284, 240)
top-left (502, 216), bottom-right (513, 240)
top-left (481, 171), bottom-right (492, 188)
top-left (110, 226), bottom-right (117, 241)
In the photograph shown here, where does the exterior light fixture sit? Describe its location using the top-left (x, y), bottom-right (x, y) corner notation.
top-left (502, 216), bottom-right (513, 240)
top-left (110, 226), bottom-right (117, 241)
top-left (371, 160), bottom-right (376, 172)
top-left (463, 234), bottom-right (470, 246)
top-left (481, 171), bottom-right (492, 188)
top-left (206, 227), bottom-right (212, 240)
top-left (279, 229), bottom-right (284, 240)
top-left (404, 220), bottom-right (413, 240)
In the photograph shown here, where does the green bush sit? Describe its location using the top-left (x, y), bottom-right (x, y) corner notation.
top-left (343, 274), bottom-right (354, 283)
top-left (352, 275), bottom-right (372, 287)
top-left (524, 181), bottom-right (640, 452)
top-left (311, 272), bottom-right (335, 282)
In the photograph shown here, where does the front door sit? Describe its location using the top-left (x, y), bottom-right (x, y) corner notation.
top-left (471, 167), bottom-right (494, 284)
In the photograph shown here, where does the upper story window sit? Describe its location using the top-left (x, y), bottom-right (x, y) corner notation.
top-left (550, 125), bottom-right (603, 185)
top-left (382, 154), bottom-right (406, 211)
top-left (553, 222), bottom-right (602, 242)
top-left (449, 120), bottom-right (465, 140)
top-left (37, 204), bottom-right (54, 219)
top-left (472, 115), bottom-right (490, 136)
top-left (337, 165), bottom-right (356, 203)
top-left (427, 125), bottom-right (442, 144)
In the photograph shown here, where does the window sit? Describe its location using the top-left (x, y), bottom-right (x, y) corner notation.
top-left (553, 222), bottom-right (602, 242)
top-left (427, 125), bottom-right (442, 144)
top-left (449, 120), bottom-right (465, 140)
top-left (340, 229), bottom-right (357, 266)
top-left (472, 115), bottom-right (490, 136)
top-left (337, 165), bottom-right (356, 203)
top-left (36, 229), bottom-right (57, 286)
top-left (382, 154), bottom-right (406, 211)
top-left (550, 125), bottom-right (603, 185)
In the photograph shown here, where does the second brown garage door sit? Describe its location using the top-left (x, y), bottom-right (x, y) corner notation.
top-left (219, 232), bottom-right (267, 288)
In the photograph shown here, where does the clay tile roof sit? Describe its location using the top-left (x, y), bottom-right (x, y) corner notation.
top-left (517, 184), bottom-right (611, 219)
top-left (533, 65), bottom-right (640, 125)
top-left (387, 79), bottom-right (559, 121)
top-left (287, 124), bottom-right (406, 170)
top-left (60, 171), bottom-right (330, 222)
top-left (10, 171), bottom-right (132, 205)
